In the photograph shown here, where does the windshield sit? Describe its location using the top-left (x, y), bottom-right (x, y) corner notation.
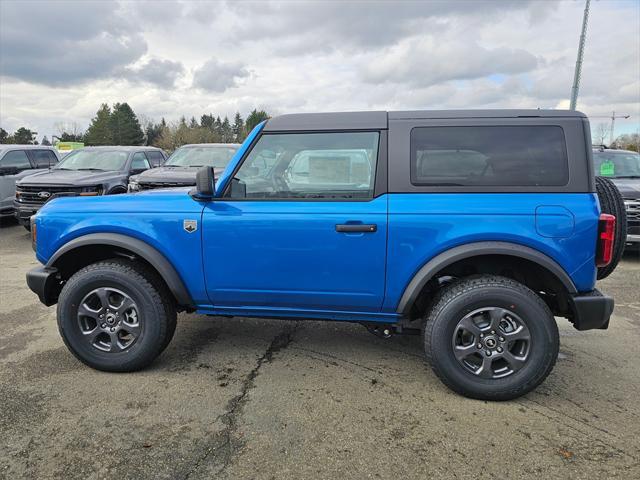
top-left (165, 146), bottom-right (238, 168)
top-left (55, 150), bottom-right (128, 171)
top-left (593, 150), bottom-right (640, 178)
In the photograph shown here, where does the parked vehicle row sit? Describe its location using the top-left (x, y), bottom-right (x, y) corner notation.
top-left (592, 146), bottom-right (640, 251)
top-left (4, 143), bottom-right (240, 229)
top-left (25, 109), bottom-right (626, 401)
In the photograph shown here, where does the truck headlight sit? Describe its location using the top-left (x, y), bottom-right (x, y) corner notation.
top-left (128, 181), bottom-right (140, 192)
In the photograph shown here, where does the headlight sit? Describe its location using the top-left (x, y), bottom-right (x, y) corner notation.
top-left (128, 181), bottom-right (140, 192)
top-left (79, 186), bottom-right (103, 196)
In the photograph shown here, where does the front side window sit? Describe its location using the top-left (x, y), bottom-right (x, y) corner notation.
top-left (0, 150), bottom-right (31, 169)
top-left (411, 126), bottom-right (569, 187)
top-left (55, 150), bottom-right (128, 171)
top-left (31, 150), bottom-right (57, 168)
top-left (146, 151), bottom-right (165, 166)
top-left (131, 152), bottom-right (151, 171)
top-left (230, 132), bottom-right (379, 199)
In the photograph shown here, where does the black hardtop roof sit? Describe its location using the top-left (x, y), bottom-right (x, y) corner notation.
top-left (264, 109), bottom-right (587, 131)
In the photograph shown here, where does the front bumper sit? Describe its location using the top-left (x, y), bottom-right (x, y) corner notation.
top-left (26, 266), bottom-right (60, 306)
top-left (14, 201), bottom-right (42, 225)
top-left (569, 289), bottom-right (614, 331)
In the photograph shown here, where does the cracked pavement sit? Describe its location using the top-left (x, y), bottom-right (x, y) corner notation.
top-left (1, 222), bottom-right (639, 479)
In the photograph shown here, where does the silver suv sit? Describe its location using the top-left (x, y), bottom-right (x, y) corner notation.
top-left (0, 145), bottom-right (59, 223)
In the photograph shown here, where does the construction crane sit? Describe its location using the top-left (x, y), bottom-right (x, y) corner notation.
top-left (591, 112), bottom-right (631, 145)
top-left (570, 0), bottom-right (591, 110)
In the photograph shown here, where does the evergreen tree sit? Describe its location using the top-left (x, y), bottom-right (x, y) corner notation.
top-left (246, 109), bottom-right (269, 134)
top-left (232, 112), bottom-right (244, 142)
top-left (84, 103), bottom-right (113, 145)
top-left (110, 103), bottom-right (144, 145)
top-left (0, 128), bottom-right (8, 144)
top-left (221, 116), bottom-right (232, 142)
top-left (12, 127), bottom-right (36, 144)
top-left (189, 116), bottom-right (199, 129)
top-left (41, 136), bottom-right (52, 146)
top-left (200, 113), bottom-right (215, 130)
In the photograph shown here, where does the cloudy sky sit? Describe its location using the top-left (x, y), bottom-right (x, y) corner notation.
top-left (1, 0), bottom-right (638, 141)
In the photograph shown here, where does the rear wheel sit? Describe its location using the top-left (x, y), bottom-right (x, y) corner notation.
top-left (57, 259), bottom-right (176, 372)
top-left (596, 176), bottom-right (627, 279)
top-left (423, 275), bottom-right (559, 400)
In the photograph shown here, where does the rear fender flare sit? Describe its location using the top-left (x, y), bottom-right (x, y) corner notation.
top-left (396, 241), bottom-right (578, 315)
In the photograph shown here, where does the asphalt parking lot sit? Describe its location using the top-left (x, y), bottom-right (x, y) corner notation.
top-left (1, 221), bottom-right (639, 480)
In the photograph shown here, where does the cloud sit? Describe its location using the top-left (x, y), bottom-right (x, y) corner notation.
top-left (0, 0), bottom-right (146, 86)
top-left (192, 58), bottom-right (249, 92)
top-left (124, 58), bottom-right (185, 88)
top-left (360, 38), bottom-right (538, 87)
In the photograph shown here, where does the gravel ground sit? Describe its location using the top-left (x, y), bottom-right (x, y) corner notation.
top-left (1, 221), bottom-right (639, 479)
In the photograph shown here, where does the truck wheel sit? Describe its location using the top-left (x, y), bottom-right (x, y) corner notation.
top-left (423, 275), bottom-right (559, 401)
top-left (595, 176), bottom-right (627, 279)
top-left (57, 259), bottom-right (177, 372)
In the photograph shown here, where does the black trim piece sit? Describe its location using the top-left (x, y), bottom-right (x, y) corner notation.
top-left (47, 233), bottom-right (193, 307)
top-left (335, 224), bottom-right (377, 233)
top-left (569, 289), bottom-right (613, 330)
top-left (264, 111), bottom-right (387, 131)
top-left (396, 241), bottom-right (578, 315)
top-left (26, 266), bottom-right (60, 306)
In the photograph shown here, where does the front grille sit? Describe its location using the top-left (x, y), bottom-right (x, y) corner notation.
top-left (625, 200), bottom-right (640, 223)
top-left (16, 185), bottom-right (84, 205)
top-left (138, 182), bottom-right (193, 190)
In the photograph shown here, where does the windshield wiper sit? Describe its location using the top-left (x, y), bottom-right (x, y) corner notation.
top-left (188, 164), bottom-right (205, 168)
top-left (54, 167), bottom-right (72, 170)
top-left (77, 168), bottom-right (105, 171)
top-left (613, 175), bottom-right (640, 179)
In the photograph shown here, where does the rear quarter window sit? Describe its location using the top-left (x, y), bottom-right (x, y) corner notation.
top-left (410, 126), bottom-right (569, 187)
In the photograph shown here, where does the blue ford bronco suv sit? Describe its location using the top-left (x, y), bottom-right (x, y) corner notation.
top-left (27, 110), bottom-right (624, 400)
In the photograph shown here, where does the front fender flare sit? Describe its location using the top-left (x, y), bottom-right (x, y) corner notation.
top-left (396, 241), bottom-right (578, 315)
top-left (47, 233), bottom-right (193, 307)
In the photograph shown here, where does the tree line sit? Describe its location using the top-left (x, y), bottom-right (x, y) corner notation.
top-left (0, 103), bottom-right (270, 152)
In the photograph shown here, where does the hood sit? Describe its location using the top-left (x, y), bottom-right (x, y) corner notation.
top-left (608, 178), bottom-right (640, 199)
top-left (135, 166), bottom-right (226, 185)
top-left (17, 169), bottom-right (124, 186)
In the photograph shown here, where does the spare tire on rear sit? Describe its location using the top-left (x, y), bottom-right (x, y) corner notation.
top-left (595, 176), bottom-right (627, 279)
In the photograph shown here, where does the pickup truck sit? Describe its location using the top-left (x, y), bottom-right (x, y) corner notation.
top-left (26, 110), bottom-right (624, 400)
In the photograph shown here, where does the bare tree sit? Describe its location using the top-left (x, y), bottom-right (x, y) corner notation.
top-left (594, 123), bottom-right (610, 146)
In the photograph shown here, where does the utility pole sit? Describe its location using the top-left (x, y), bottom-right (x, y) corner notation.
top-left (609, 111), bottom-right (630, 146)
top-left (570, 0), bottom-right (590, 110)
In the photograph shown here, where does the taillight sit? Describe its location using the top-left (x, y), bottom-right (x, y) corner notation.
top-left (596, 214), bottom-right (615, 267)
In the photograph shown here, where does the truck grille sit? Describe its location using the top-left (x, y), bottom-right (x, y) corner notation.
top-left (625, 200), bottom-right (640, 223)
top-left (138, 182), bottom-right (193, 190)
top-left (16, 185), bottom-right (84, 205)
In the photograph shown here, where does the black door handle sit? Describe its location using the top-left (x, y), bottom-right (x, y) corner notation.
top-left (335, 224), bottom-right (377, 233)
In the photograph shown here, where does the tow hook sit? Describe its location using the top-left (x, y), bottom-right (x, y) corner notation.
top-left (365, 324), bottom-right (393, 339)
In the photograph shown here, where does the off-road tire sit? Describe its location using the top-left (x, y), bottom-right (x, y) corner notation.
top-left (423, 275), bottom-right (559, 401)
top-left (57, 259), bottom-right (177, 372)
top-left (595, 176), bottom-right (627, 279)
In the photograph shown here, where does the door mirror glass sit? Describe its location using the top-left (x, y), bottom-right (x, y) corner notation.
top-left (195, 166), bottom-right (216, 198)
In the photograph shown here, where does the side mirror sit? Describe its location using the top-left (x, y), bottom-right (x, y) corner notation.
top-left (0, 166), bottom-right (20, 176)
top-left (195, 166), bottom-right (216, 198)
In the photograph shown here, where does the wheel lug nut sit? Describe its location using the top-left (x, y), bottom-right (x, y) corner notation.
top-left (485, 351), bottom-right (492, 357)
top-left (499, 337), bottom-right (505, 342)
top-left (497, 347), bottom-right (503, 353)
top-left (110, 327), bottom-right (115, 332)
top-left (477, 343), bottom-right (483, 349)
top-left (491, 330), bottom-right (496, 335)
top-left (480, 334), bottom-right (484, 338)
top-left (101, 323), bottom-right (106, 328)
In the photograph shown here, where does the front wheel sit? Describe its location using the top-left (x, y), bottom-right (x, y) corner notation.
top-left (423, 275), bottom-right (559, 401)
top-left (57, 259), bottom-right (177, 372)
